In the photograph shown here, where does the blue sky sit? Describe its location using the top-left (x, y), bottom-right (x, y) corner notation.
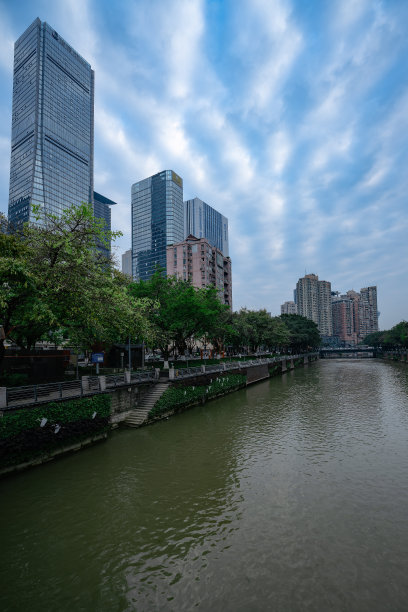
top-left (0, 0), bottom-right (407, 329)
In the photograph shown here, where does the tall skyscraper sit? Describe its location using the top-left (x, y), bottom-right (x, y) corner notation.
top-left (93, 191), bottom-right (116, 259)
top-left (184, 197), bottom-right (229, 256)
top-left (131, 170), bottom-right (184, 281)
top-left (8, 18), bottom-right (94, 226)
top-left (296, 273), bottom-right (333, 336)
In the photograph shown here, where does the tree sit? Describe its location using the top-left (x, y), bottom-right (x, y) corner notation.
top-left (0, 218), bottom-right (55, 366)
top-left (1, 204), bottom-right (153, 368)
top-left (280, 314), bottom-right (321, 351)
top-left (227, 309), bottom-right (290, 353)
top-left (129, 272), bottom-right (229, 359)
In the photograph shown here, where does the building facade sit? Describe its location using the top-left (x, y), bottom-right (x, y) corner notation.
top-left (184, 197), bottom-right (229, 256)
top-left (295, 274), bottom-right (333, 336)
top-left (93, 191), bottom-right (116, 259)
top-left (121, 249), bottom-right (132, 278)
top-left (8, 18), bottom-right (94, 226)
top-left (131, 170), bottom-right (184, 281)
top-left (332, 292), bottom-right (359, 345)
top-left (280, 301), bottom-right (297, 315)
top-left (166, 235), bottom-right (232, 308)
top-left (358, 286), bottom-right (379, 340)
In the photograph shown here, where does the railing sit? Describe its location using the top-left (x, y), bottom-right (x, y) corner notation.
top-left (2, 370), bottom-right (156, 410)
top-left (170, 354), bottom-right (312, 379)
top-left (1, 355), bottom-right (318, 410)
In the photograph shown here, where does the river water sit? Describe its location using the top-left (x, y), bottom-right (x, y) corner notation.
top-left (1, 360), bottom-right (408, 611)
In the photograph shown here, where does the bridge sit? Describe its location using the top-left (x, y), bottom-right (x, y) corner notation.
top-left (319, 347), bottom-right (380, 358)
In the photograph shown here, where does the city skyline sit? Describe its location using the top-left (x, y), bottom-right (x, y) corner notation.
top-left (1, 1), bottom-right (407, 328)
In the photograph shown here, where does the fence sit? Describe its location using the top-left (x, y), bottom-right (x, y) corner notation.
top-left (1, 370), bottom-right (156, 410)
top-left (1, 355), bottom-right (318, 410)
top-left (169, 354), bottom-right (307, 379)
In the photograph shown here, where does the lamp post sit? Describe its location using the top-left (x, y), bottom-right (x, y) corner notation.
top-left (128, 337), bottom-right (132, 372)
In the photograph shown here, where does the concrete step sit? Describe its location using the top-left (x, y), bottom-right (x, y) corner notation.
top-left (123, 383), bottom-right (170, 428)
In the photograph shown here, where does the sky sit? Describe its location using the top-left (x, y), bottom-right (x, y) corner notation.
top-left (0, 0), bottom-right (407, 329)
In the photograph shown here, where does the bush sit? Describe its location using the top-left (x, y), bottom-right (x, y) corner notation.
top-left (0, 372), bottom-right (29, 387)
top-left (149, 374), bottom-right (246, 418)
top-left (0, 395), bottom-right (111, 467)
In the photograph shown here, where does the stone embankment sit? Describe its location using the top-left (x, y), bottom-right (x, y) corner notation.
top-left (0, 354), bottom-right (319, 475)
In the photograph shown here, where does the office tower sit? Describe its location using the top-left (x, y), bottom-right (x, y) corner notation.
top-left (184, 197), bottom-right (229, 256)
top-left (93, 191), bottom-right (116, 259)
top-left (122, 249), bottom-right (132, 278)
top-left (131, 170), bottom-right (184, 281)
top-left (8, 18), bottom-right (94, 226)
top-left (281, 301), bottom-right (297, 315)
top-left (296, 274), bottom-right (333, 336)
top-left (166, 235), bottom-right (232, 308)
top-left (359, 286), bottom-right (379, 339)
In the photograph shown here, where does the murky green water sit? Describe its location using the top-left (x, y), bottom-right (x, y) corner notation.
top-left (1, 360), bottom-right (408, 611)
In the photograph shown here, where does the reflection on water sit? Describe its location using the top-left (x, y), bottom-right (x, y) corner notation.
top-left (1, 360), bottom-right (408, 611)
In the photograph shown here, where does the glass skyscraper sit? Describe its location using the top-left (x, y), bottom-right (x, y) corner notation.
top-left (131, 170), bottom-right (184, 281)
top-left (8, 18), bottom-right (94, 225)
top-left (184, 197), bottom-right (229, 257)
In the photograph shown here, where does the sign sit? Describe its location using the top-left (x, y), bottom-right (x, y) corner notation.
top-left (91, 353), bottom-right (104, 364)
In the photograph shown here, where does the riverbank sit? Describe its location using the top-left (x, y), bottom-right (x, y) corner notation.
top-left (0, 354), bottom-right (317, 476)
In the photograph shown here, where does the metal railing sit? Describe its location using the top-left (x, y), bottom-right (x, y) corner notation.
top-left (1, 355), bottom-right (318, 410)
top-left (2, 370), bottom-right (156, 410)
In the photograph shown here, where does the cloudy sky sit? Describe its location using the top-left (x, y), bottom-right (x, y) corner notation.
top-left (1, 0), bottom-right (407, 329)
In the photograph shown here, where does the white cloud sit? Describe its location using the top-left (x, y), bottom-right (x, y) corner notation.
top-left (231, 0), bottom-right (303, 117)
top-left (0, 6), bottom-right (14, 73)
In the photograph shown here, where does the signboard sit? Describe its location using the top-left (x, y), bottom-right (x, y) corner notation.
top-left (91, 353), bottom-right (104, 364)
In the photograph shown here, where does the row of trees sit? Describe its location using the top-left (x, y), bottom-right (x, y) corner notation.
top-left (0, 204), bottom-right (321, 371)
top-left (364, 322), bottom-right (408, 349)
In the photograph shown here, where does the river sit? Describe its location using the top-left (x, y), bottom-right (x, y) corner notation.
top-left (1, 359), bottom-right (408, 611)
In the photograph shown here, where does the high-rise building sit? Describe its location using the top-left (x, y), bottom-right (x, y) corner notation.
top-left (131, 170), bottom-right (184, 281)
top-left (296, 273), bottom-right (333, 336)
top-left (184, 197), bottom-right (229, 256)
top-left (332, 292), bottom-right (359, 345)
top-left (359, 286), bottom-right (379, 339)
top-left (166, 235), bottom-right (232, 308)
top-left (332, 286), bottom-right (378, 343)
top-left (121, 249), bottom-right (132, 278)
top-left (8, 18), bottom-right (94, 226)
top-left (281, 301), bottom-right (297, 315)
top-left (93, 191), bottom-right (116, 259)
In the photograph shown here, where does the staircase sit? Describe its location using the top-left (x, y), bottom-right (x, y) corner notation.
top-left (124, 382), bottom-right (169, 428)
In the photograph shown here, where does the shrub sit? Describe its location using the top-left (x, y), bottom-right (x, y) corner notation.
top-left (0, 395), bottom-right (111, 467)
top-left (149, 374), bottom-right (246, 419)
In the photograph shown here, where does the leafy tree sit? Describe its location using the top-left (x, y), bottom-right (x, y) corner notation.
top-left (362, 331), bottom-right (384, 347)
top-left (1, 205), bottom-right (153, 368)
top-left (129, 272), bottom-right (229, 359)
top-left (0, 219), bottom-right (55, 366)
top-left (227, 309), bottom-right (290, 353)
top-left (280, 314), bottom-right (321, 351)
top-left (364, 322), bottom-right (408, 349)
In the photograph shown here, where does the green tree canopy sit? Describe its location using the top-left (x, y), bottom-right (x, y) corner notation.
top-left (280, 313), bottom-right (321, 351)
top-left (0, 204), bottom-right (153, 368)
top-left (227, 309), bottom-right (290, 353)
top-left (129, 271), bottom-right (229, 358)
